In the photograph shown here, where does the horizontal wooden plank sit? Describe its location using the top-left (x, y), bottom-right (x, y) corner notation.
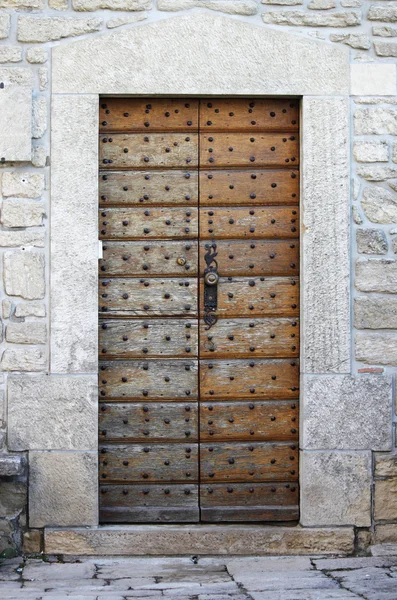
top-left (99, 207), bottom-right (198, 240)
top-left (100, 134), bottom-right (198, 169)
top-left (200, 207), bottom-right (298, 240)
top-left (200, 133), bottom-right (299, 168)
top-left (99, 402), bottom-right (198, 442)
top-left (99, 443), bottom-right (199, 483)
top-left (200, 506), bottom-right (298, 522)
top-left (199, 170), bottom-right (299, 206)
top-left (200, 318), bottom-right (299, 359)
top-left (199, 99), bottom-right (299, 131)
top-left (200, 277), bottom-right (299, 318)
top-left (99, 278), bottom-right (198, 316)
top-left (99, 98), bottom-right (199, 132)
top-left (99, 359), bottom-right (198, 401)
top-left (200, 442), bottom-right (298, 482)
top-left (99, 170), bottom-right (198, 206)
top-left (200, 482), bottom-right (298, 507)
top-left (99, 319), bottom-right (198, 358)
top-left (200, 401), bottom-right (298, 442)
top-left (199, 359), bottom-right (299, 400)
top-left (100, 482), bottom-right (199, 523)
top-left (100, 241), bottom-right (198, 277)
top-left (199, 240), bottom-right (299, 277)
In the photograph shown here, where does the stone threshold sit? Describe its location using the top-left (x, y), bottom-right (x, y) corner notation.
top-left (45, 524), bottom-right (355, 556)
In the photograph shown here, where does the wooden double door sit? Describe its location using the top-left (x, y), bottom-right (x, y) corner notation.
top-left (98, 98), bottom-right (300, 523)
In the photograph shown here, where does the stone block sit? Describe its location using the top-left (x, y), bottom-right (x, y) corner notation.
top-left (32, 146), bottom-right (47, 168)
top-left (353, 140), bottom-right (388, 163)
top-left (44, 525), bottom-right (354, 556)
top-left (351, 64), bottom-right (396, 96)
top-left (301, 451), bottom-right (372, 527)
top-left (18, 16), bottom-right (103, 43)
top-left (32, 97), bottom-right (47, 139)
top-left (29, 451), bottom-right (98, 528)
top-left (356, 258), bottom-right (397, 293)
top-left (158, 0), bottom-right (257, 14)
top-left (368, 5), bottom-right (397, 22)
top-left (73, 0), bottom-right (151, 8)
top-left (375, 479), bottom-right (397, 521)
top-left (4, 251), bottom-right (45, 300)
top-left (0, 67), bottom-right (32, 87)
top-left (0, 86), bottom-right (31, 162)
top-left (356, 332), bottom-right (397, 365)
top-left (38, 67), bottom-right (48, 92)
top-left (0, 47), bottom-right (22, 63)
top-left (392, 143), bottom-right (397, 164)
top-left (1, 199), bottom-right (45, 228)
top-left (262, 0), bottom-right (303, 4)
top-left (301, 97), bottom-right (350, 374)
top-left (6, 323), bottom-right (47, 344)
top-left (355, 108), bottom-right (397, 134)
top-left (51, 95), bottom-right (98, 373)
top-left (373, 26), bottom-right (397, 37)
top-left (23, 530), bottom-right (42, 554)
top-left (0, 230), bottom-right (44, 247)
top-left (375, 41), bottom-right (397, 57)
top-left (261, 10), bottom-right (361, 26)
top-left (375, 524), bottom-right (397, 543)
top-left (52, 13), bottom-right (349, 96)
top-left (0, 348), bottom-right (46, 371)
top-left (361, 187), bottom-right (397, 223)
top-left (358, 165), bottom-right (397, 181)
top-left (375, 454), bottom-right (397, 477)
top-left (355, 296), bottom-right (397, 329)
top-left (302, 374), bottom-right (392, 451)
top-left (330, 33), bottom-right (370, 49)
top-left (0, 12), bottom-right (10, 38)
top-left (107, 12), bottom-right (147, 27)
top-left (8, 374), bottom-right (97, 451)
top-left (0, 454), bottom-right (24, 477)
top-left (2, 172), bottom-right (44, 199)
top-left (14, 302), bottom-right (45, 318)
top-left (49, 0), bottom-right (68, 8)
top-left (26, 48), bottom-right (48, 64)
top-left (353, 205), bottom-right (363, 224)
top-left (308, 0), bottom-right (336, 9)
top-left (356, 228), bottom-right (388, 254)
top-left (0, 481), bottom-right (27, 518)
top-left (0, 0), bottom-right (44, 5)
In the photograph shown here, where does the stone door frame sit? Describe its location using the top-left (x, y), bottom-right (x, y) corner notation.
top-left (39, 13), bottom-right (356, 534)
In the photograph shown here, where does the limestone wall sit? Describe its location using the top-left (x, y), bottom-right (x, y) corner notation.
top-left (0, 0), bottom-right (396, 555)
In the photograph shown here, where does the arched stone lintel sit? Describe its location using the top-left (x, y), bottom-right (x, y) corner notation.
top-left (52, 12), bottom-right (349, 96)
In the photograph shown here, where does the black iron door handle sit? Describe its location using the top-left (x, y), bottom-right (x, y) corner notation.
top-left (203, 243), bottom-right (218, 330)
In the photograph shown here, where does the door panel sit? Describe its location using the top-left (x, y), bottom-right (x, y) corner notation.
top-left (98, 97), bottom-right (300, 524)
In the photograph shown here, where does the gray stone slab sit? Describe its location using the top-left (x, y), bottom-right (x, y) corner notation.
top-left (0, 85), bottom-right (31, 162)
top-left (226, 557), bottom-right (313, 575)
top-left (301, 374), bottom-right (392, 450)
top-left (301, 97), bottom-right (350, 374)
top-left (8, 375), bottom-right (97, 451)
top-left (50, 95), bottom-right (98, 373)
top-left (301, 451), bottom-right (372, 526)
top-left (52, 13), bottom-right (349, 95)
top-left (29, 451), bottom-right (98, 528)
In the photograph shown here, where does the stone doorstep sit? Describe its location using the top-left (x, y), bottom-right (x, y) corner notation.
top-left (44, 525), bottom-right (355, 556)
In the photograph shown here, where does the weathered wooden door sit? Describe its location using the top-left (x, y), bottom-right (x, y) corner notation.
top-left (98, 98), bottom-right (299, 523)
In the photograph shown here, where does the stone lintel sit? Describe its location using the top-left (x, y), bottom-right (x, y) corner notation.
top-left (44, 525), bottom-right (355, 556)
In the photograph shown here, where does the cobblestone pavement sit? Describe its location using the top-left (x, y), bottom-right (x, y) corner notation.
top-left (1, 555), bottom-right (397, 600)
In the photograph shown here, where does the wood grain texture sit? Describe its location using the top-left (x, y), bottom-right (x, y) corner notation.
top-left (200, 133), bottom-right (298, 168)
top-left (200, 401), bottom-right (298, 442)
top-left (199, 99), bottom-right (299, 131)
top-left (100, 134), bottom-right (198, 169)
top-left (99, 278), bottom-right (198, 316)
top-left (99, 359), bottom-right (198, 402)
top-left (199, 240), bottom-right (299, 277)
top-left (200, 506), bottom-right (298, 522)
top-left (99, 402), bottom-right (198, 442)
top-left (199, 207), bottom-right (298, 240)
top-left (100, 241), bottom-right (198, 277)
top-left (199, 318), bottom-right (299, 358)
top-left (199, 277), bottom-right (299, 318)
top-left (99, 443), bottom-right (199, 483)
top-left (99, 170), bottom-right (198, 206)
top-left (99, 319), bottom-right (198, 358)
top-left (100, 484), bottom-right (199, 523)
top-left (199, 170), bottom-right (299, 206)
top-left (200, 482), bottom-right (298, 507)
top-left (99, 98), bottom-right (199, 132)
top-left (99, 207), bottom-right (198, 240)
top-left (200, 359), bottom-right (299, 400)
top-left (200, 442), bottom-right (298, 482)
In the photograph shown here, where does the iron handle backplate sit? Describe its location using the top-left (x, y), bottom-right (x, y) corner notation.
top-left (203, 243), bottom-right (218, 330)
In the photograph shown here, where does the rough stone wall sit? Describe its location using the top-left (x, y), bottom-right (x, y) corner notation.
top-left (0, 0), bottom-right (396, 555)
